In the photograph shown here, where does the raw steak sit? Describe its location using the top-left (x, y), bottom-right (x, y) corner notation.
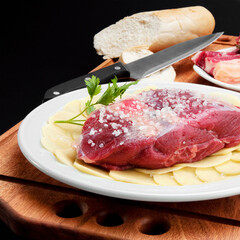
top-left (192, 48), bottom-right (240, 75)
top-left (75, 88), bottom-right (240, 170)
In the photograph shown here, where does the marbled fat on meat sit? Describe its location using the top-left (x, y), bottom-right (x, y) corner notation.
top-left (76, 89), bottom-right (240, 170)
top-left (192, 49), bottom-right (240, 75)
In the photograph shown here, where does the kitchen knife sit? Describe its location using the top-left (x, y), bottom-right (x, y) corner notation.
top-left (43, 32), bottom-right (223, 101)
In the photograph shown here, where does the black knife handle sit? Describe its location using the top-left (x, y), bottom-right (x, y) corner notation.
top-left (43, 62), bottom-right (130, 101)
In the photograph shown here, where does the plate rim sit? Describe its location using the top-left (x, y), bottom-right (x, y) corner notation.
top-left (18, 81), bottom-right (240, 202)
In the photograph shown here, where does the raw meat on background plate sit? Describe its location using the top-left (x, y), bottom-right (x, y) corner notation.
top-left (192, 36), bottom-right (240, 83)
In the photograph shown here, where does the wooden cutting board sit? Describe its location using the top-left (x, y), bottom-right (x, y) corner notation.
top-left (0, 35), bottom-right (240, 240)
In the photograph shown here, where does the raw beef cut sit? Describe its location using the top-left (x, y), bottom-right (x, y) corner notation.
top-left (192, 50), bottom-right (238, 70)
top-left (75, 88), bottom-right (240, 170)
top-left (192, 47), bottom-right (240, 83)
top-left (192, 48), bottom-right (240, 75)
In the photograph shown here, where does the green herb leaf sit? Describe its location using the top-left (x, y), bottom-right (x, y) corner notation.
top-left (85, 99), bottom-right (96, 115)
top-left (55, 75), bottom-right (139, 126)
top-left (86, 104), bottom-right (96, 115)
top-left (85, 99), bottom-right (91, 107)
top-left (54, 120), bottom-right (84, 126)
top-left (96, 77), bottom-right (139, 105)
top-left (96, 82), bottom-right (116, 106)
top-left (116, 80), bottom-right (139, 99)
top-left (85, 75), bottom-right (101, 97)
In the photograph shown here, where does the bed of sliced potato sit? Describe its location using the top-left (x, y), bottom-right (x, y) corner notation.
top-left (41, 89), bottom-right (240, 186)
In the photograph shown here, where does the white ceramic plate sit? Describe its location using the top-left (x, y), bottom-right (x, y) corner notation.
top-left (193, 47), bottom-right (240, 92)
top-left (18, 81), bottom-right (240, 202)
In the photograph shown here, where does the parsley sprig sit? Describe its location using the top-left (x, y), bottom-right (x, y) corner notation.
top-left (54, 75), bottom-right (138, 126)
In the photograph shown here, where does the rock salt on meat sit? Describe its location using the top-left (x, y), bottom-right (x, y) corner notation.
top-left (76, 88), bottom-right (240, 170)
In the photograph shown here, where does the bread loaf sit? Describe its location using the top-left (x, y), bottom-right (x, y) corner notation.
top-left (119, 45), bottom-right (176, 82)
top-left (119, 45), bottom-right (152, 63)
top-left (94, 6), bottom-right (215, 59)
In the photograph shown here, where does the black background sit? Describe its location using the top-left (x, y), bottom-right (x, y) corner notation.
top-left (1, 0), bottom-right (240, 239)
top-left (1, 0), bottom-right (240, 135)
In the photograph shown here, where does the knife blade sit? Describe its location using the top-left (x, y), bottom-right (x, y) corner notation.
top-left (43, 32), bottom-right (223, 101)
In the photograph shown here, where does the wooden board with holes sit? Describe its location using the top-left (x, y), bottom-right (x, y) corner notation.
top-left (0, 35), bottom-right (240, 240)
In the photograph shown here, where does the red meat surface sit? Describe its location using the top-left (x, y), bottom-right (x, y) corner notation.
top-left (192, 48), bottom-right (240, 75)
top-left (76, 88), bottom-right (240, 170)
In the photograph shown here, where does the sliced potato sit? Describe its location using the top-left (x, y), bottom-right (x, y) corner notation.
top-left (74, 159), bottom-right (112, 180)
top-left (212, 145), bottom-right (240, 156)
top-left (210, 92), bottom-right (240, 107)
top-left (63, 100), bottom-right (82, 114)
top-left (175, 153), bottom-right (232, 168)
top-left (133, 86), bottom-right (158, 94)
top-left (42, 124), bottom-right (73, 148)
top-left (231, 152), bottom-right (240, 162)
top-left (233, 144), bottom-right (240, 152)
top-left (41, 136), bottom-right (62, 153)
top-left (50, 111), bottom-right (85, 133)
top-left (55, 148), bottom-right (76, 166)
top-left (109, 169), bottom-right (156, 185)
top-left (42, 122), bottom-right (69, 137)
top-left (153, 173), bottom-right (179, 186)
top-left (135, 165), bottom-right (183, 175)
top-left (196, 167), bottom-right (227, 182)
top-left (78, 97), bottom-right (90, 118)
top-left (71, 132), bottom-right (81, 141)
top-left (173, 167), bottom-right (203, 185)
top-left (215, 160), bottom-right (240, 175)
top-left (49, 110), bottom-right (76, 123)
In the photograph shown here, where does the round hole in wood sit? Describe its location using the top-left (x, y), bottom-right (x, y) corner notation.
top-left (53, 200), bottom-right (87, 218)
top-left (96, 211), bottom-right (124, 227)
top-left (138, 218), bottom-right (170, 235)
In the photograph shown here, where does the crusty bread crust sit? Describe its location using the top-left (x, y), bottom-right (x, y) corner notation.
top-left (94, 6), bottom-right (215, 59)
top-left (149, 6), bottom-right (215, 52)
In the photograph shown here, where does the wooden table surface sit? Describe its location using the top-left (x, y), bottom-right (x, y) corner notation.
top-left (0, 35), bottom-right (240, 240)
